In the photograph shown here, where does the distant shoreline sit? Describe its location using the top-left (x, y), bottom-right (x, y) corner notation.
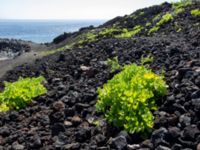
top-left (0, 20), bottom-right (106, 43)
top-left (0, 19), bottom-right (107, 22)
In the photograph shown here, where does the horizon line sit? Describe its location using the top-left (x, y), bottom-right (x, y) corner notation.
top-left (0, 18), bottom-right (109, 21)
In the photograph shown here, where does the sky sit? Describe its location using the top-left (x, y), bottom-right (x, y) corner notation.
top-left (0, 0), bottom-right (178, 20)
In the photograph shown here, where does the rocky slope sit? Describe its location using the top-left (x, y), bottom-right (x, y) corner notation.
top-left (0, 0), bottom-right (200, 150)
top-left (0, 39), bottom-right (31, 60)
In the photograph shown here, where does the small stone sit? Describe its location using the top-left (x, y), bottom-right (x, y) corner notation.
top-left (40, 115), bottom-right (50, 126)
top-left (182, 125), bottom-right (200, 140)
top-left (71, 116), bottom-right (82, 126)
top-left (50, 111), bottom-right (65, 123)
top-left (171, 143), bottom-right (182, 150)
top-left (55, 139), bottom-right (64, 149)
top-left (51, 123), bottom-right (65, 136)
top-left (57, 53), bottom-right (65, 62)
top-left (76, 103), bottom-right (90, 109)
top-left (64, 143), bottom-right (80, 149)
top-left (141, 140), bottom-right (153, 149)
top-left (155, 145), bottom-right (171, 150)
top-left (168, 127), bottom-right (180, 139)
top-left (80, 65), bottom-right (91, 71)
top-left (167, 115), bottom-right (178, 126)
top-left (75, 128), bottom-right (90, 142)
top-left (0, 136), bottom-right (5, 145)
top-left (64, 107), bottom-right (75, 117)
top-left (97, 146), bottom-right (108, 150)
top-left (167, 95), bottom-right (175, 101)
top-left (151, 128), bottom-right (169, 147)
top-left (64, 120), bottom-right (72, 127)
top-left (80, 65), bottom-right (96, 77)
top-left (110, 136), bottom-right (127, 150)
top-left (179, 114), bottom-right (191, 127)
top-left (95, 134), bottom-right (106, 146)
top-left (127, 144), bottom-right (140, 150)
top-left (52, 101), bottom-right (65, 111)
top-left (197, 143), bottom-right (200, 150)
top-left (86, 117), bottom-right (95, 124)
top-left (118, 130), bottom-right (130, 141)
top-left (0, 126), bottom-right (10, 137)
top-left (30, 135), bottom-right (42, 148)
top-left (191, 90), bottom-right (200, 99)
top-left (12, 143), bottom-right (25, 150)
top-left (192, 98), bottom-right (200, 110)
top-left (194, 67), bottom-right (200, 73)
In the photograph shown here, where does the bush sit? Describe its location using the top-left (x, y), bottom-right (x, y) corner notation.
top-left (0, 76), bottom-right (47, 112)
top-left (106, 57), bottom-right (122, 73)
top-left (140, 55), bottom-right (154, 66)
top-left (148, 13), bottom-right (173, 34)
top-left (156, 13), bottom-right (173, 27)
top-left (148, 26), bottom-right (160, 34)
top-left (172, 0), bottom-right (193, 9)
top-left (96, 64), bottom-right (167, 134)
top-left (99, 28), bottom-right (121, 37)
top-left (116, 25), bottom-right (143, 38)
top-left (191, 9), bottom-right (200, 17)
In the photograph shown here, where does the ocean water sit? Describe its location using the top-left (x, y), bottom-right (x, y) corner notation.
top-left (0, 20), bottom-right (105, 43)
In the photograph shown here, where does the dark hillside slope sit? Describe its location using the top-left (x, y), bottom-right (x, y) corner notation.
top-left (0, 0), bottom-right (200, 149)
top-left (52, 0), bottom-right (200, 47)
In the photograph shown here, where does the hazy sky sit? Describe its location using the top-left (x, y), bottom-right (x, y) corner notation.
top-left (0, 0), bottom-right (177, 20)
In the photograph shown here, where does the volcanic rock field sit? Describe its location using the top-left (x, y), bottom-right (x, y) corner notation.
top-left (0, 1), bottom-right (200, 150)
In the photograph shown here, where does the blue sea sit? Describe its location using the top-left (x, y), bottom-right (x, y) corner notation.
top-left (0, 20), bottom-right (105, 43)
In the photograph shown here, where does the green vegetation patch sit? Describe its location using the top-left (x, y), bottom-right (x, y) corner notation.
top-left (99, 28), bottom-right (121, 37)
top-left (139, 11), bottom-right (145, 16)
top-left (0, 76), bottom-right (47, 112)
top-left (148, 13), bottom-right (173, 34)
top-left (96, 64), bottom-right (167, 134)
top-left (106, 57), bottom-right (122, 73)
top-left (116, 25), bottom-right (143, 38)
top-left (152, 14), bottom-right (161, 22)
top-left (191, 9), bottom-right (200, 17)
top-left (140, 55), bottom-right (154, 66)
top-left (148, 26), bottom-right (160, 34)
top-left (174, 7), bottom-right (185, 15)
top-left (146, 22), bottom-right (152, 27)
top-left (77, 31), bottom-right (98, 45)
top-left (174, 22), bottom-right (182, 32)
top-left (172, 0), bottom-right (193, 15)
top-left (172, 0), bottom-right (193, 9)
top-left (156, 13), bottom-right (173, 26)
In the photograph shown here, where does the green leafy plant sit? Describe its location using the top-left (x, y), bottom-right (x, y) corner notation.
top-left (96, 64), bottom-right (167, 134)
top-left (140, 55), bottom-right (154, 66)
top-left (191, 9), bottom-right (200, 17)
top-left (139, 11), bottom-right (145, 16)
top-left (116, 25), bottom-right (143, 38)
top-left (172, 0), bottom-right (193, 9)
top-left (174, 22), bottom-right (182, 32)
top-left (145, 22), bottom-right (151, 27)
top-left (148, 26), bottom-right (160, 34)
top-left (0, 76), bottom-right (47, 112)
top-left (156, 13), bottom-right (173, 26)
top-left (172, 0), bottom-right (193, 15)
top-left (148, 13), bottom-right (173, 34)
top-left (152, 14), bottom-right (161, 22)
top-left (99, 28), bottom-right (121, 37)
top-left (77, 31), bottom-right (98, 45)
top-left (106, 57), bottom-right (122, 73)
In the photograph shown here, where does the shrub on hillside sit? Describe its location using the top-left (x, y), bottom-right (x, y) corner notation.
top-left (96, 64), bottom-right (167, 134)
top-left (0, 76), bottom-right (47, 112)
top-left (191, 9), bottom-right (200, 17)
